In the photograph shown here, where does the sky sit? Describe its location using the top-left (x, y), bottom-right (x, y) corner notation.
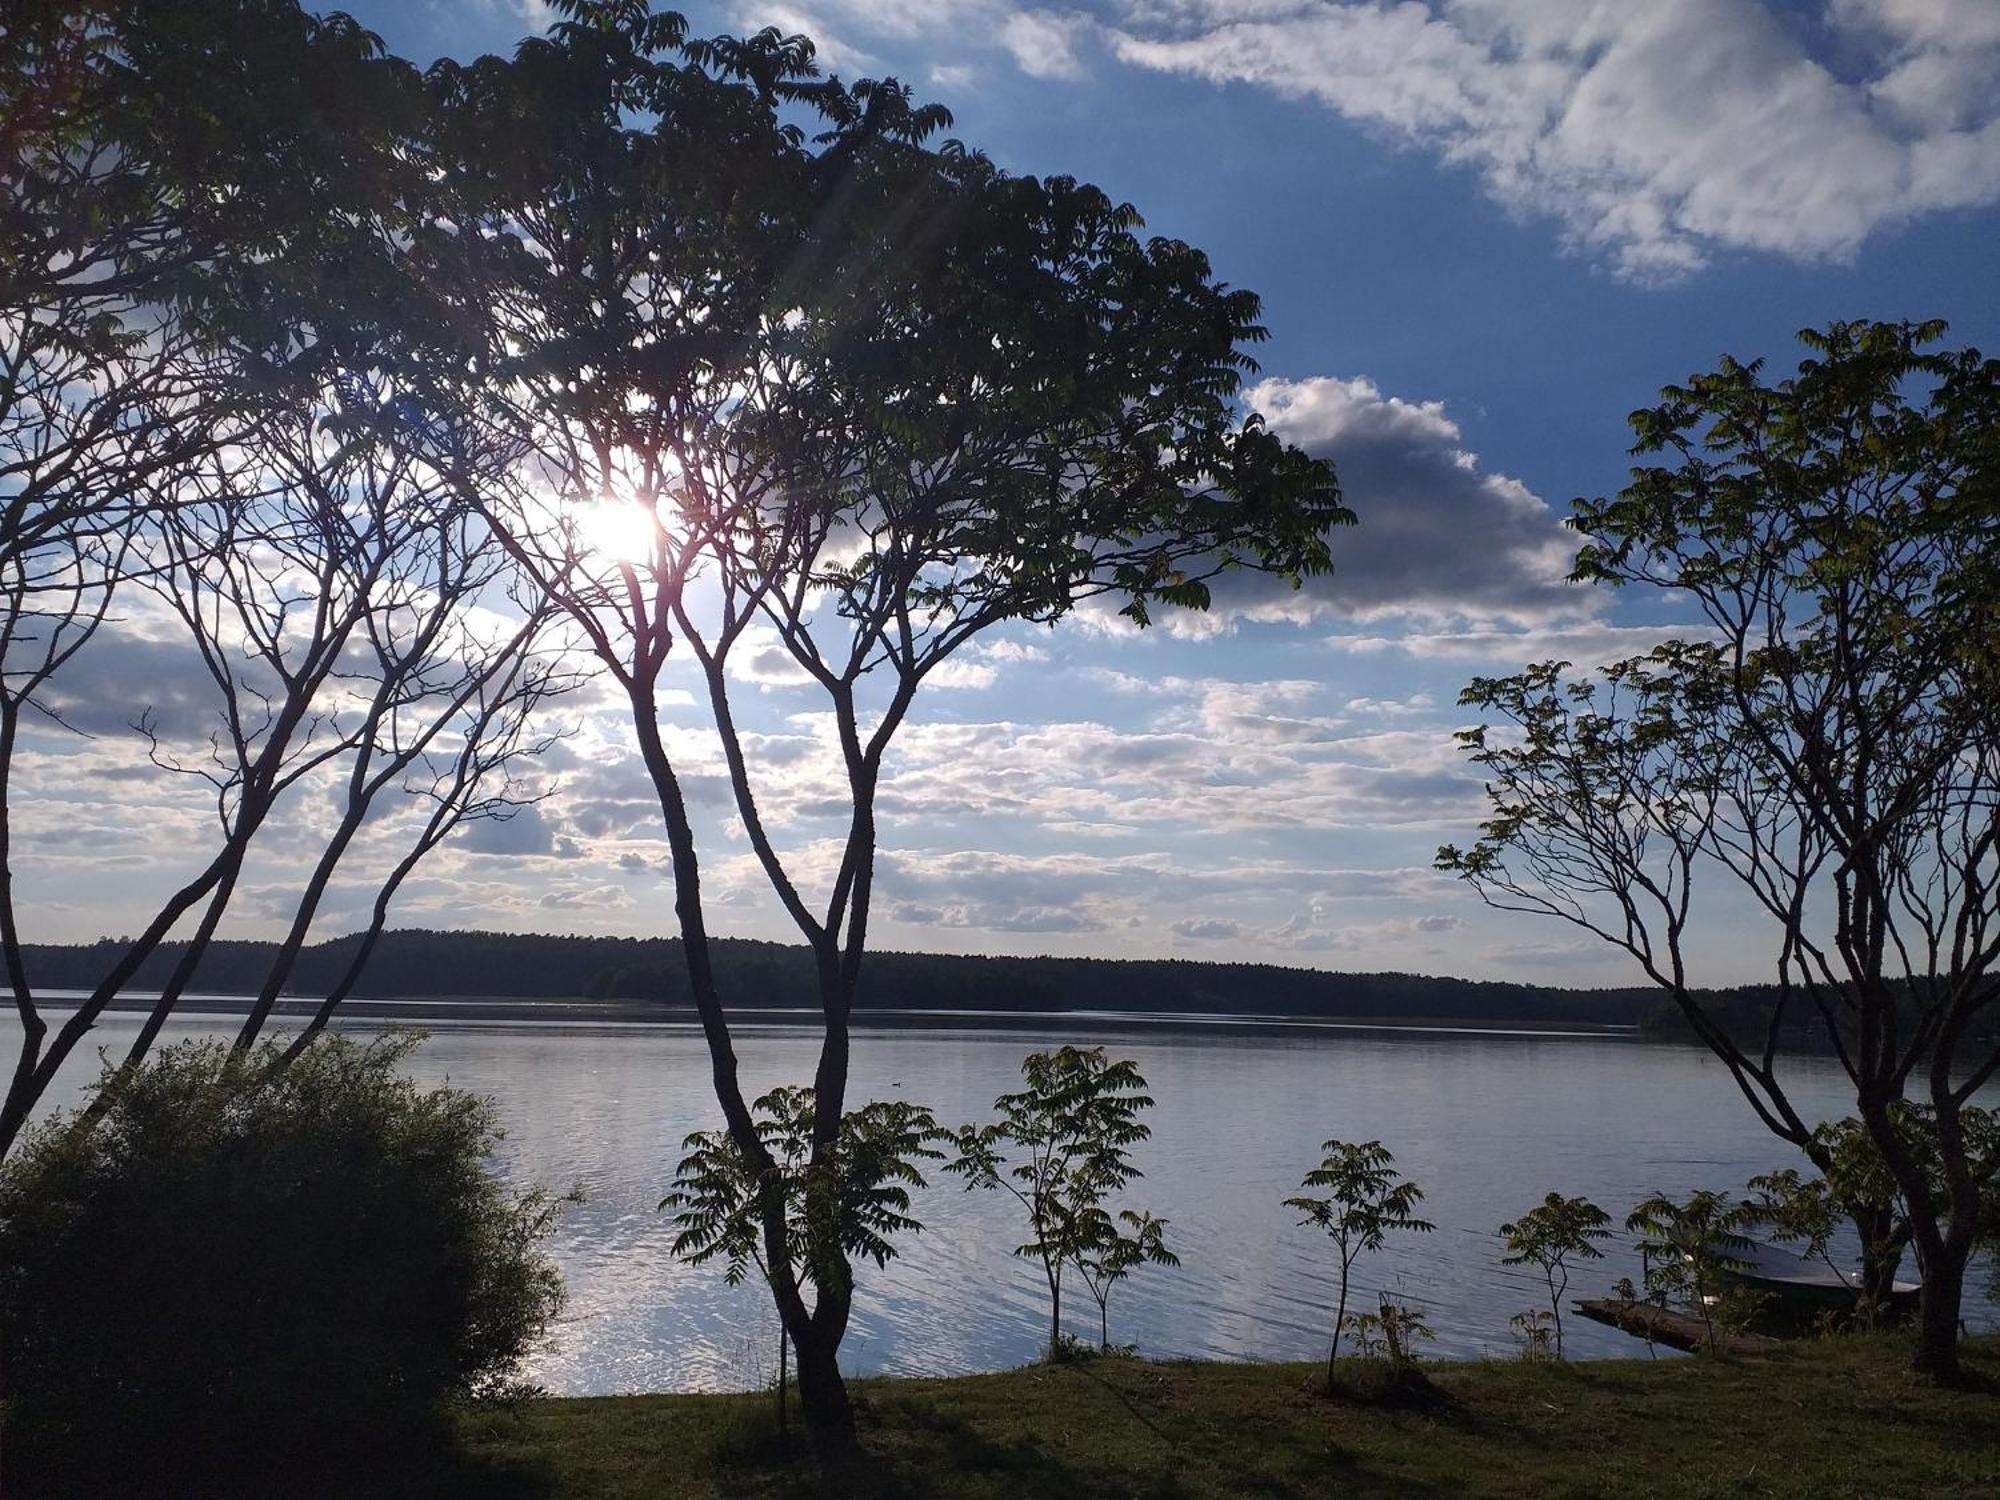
top-left (20, 0), bottom-right (2000, 988)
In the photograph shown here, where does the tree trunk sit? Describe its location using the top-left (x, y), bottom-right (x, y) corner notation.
top-left (631, 699), bottom-right (851, 1428)
top-left (789, 1327), bottom-right (852, 1433)
top-left (1911, 1252), bottom-right (1964, 1381)
top-left (776, 1320), bottom-right (788, 1437)
top-left (1856, 1091), bottom-right (1966, 1379)
top-left (1327, 1274), bottom-right (1349, 1388)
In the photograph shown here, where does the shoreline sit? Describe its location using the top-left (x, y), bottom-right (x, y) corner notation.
top-left (65, 990), bottom-right (1645, 1041)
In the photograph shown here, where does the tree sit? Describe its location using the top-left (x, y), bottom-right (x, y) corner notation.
top-left (663, 1085), bottom-right (943, 1434)
top-left (1284, 1139), bottom-right (1434, 1386)
top-left (428, 1), bottom-right (1345, 1428)
top-left (1439, 319), bottom-right (2000, 1379)
top-left (1073, 1208), bottom-right (1179, 1352)
top-left (0, 0), bottom-right (446, 1159)
top-left (947, 1047), bottom-right (1160, 1358)
top-left (1625, 1189), bottom-right (1761, 1353)
top-left (1498, 1192), bottom-right (1612, 1359)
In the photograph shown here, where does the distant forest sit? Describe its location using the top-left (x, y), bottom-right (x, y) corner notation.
top-left (13, 928), bottom-right (1847, 1034)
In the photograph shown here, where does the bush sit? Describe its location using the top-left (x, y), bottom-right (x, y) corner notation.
top-left (0, 1033), bottom-right (567, 1497)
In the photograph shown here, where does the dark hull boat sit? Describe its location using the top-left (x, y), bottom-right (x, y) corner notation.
top-left (1715, 1240), bottom-right (1919, 1328)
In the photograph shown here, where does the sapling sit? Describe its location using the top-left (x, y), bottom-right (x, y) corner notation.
top-left (664, 1086), bottom-right (943, 1431)
top-left (1074, 1208), bottom-right (1180, 1351)
top-left (947, 1047), bottom-right (1159, 1358)
top-left (1285, 1139), bottom-right (1434, 1387)
top-left (1626, 1189), bottom-right (1761, 1353)
top-left (1499, 1192), bottom-right (1613, 1359)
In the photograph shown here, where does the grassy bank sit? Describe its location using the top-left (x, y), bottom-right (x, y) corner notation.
top-left (440, 1336), bottom-right (2000, 1499)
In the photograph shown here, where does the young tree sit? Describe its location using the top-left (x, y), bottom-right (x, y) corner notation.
top-left (427, 2), bottom-right (1345, 1427)
top-left (663, 1085), bottom-right (943, 1433)
top-left (1625, 1189), bottom-right (1761, 1353)
top-left (1498, 1192), bottom-right (1612, 1359)
top-left (1440, 320), bottom-right (2000, 1379)
top-left (1342, 1298), bottom-right (1434, 1368)
top-left (946, 1047), bottom-right (1161, 1358)
top-left (1073, 1208), bottom-right (1179, 1352)
top-left (1285, 1139), bottom-right (1434, 1385)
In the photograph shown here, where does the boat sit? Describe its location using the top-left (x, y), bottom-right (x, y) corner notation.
top-left (1714, 1239), bottom-right (1919, 1327)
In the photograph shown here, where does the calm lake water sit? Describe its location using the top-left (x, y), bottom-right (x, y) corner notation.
top-left (9, 1008), bottom-right (1996, 1394)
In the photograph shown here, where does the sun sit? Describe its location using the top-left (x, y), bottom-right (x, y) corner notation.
top-left (575, 499), bottom-right (659, 565)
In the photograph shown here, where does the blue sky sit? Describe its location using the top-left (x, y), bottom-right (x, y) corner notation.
top-left (23, 0), bottom-right (2000, 987)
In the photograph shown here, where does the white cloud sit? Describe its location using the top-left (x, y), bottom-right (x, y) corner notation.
top-left (1000, 9), bottom-right (1091, 78)
top-left (926, 659), bottom-right (1000, 690)
top-left (1106, 0), bottom-right (2000, 279)
top-left (1172, 916), bottom-right (1243, 939)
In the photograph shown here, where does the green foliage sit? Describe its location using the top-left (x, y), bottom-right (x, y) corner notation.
top-left (1498, 1191), bottom-right (1612, 1358)
top-left (1508, 1309), bottom-right (1558, 1360)
top-left (1749, 1105), bottom-right (2000, 1322)
top-left (947, 1047), bottom-right (1159, 1355)
top-left (662, 1085), bottom-right (945, 1293)
top-left (1342, 1297), bottom-right (1434, 1367)
top-left (0, 1033), bottom-right (567, 1496)
top-left (1073, 1207), bottom-right (1180, 1350)
top-left (1625, 1189), bottom-right (1761, 1352)
top-left (1286, 1139), bottom-right (1434, 1367)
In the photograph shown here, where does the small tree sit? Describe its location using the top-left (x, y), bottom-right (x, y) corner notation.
top-left (1073, 1208), bottom-right (1180, 1351)
top-left (1343, 1297), bottom-right (1434, 1367)
top-left (1626, 1189), bottom-right (1761, 1352)
top-left (1285, 1139), bottom-right (1434, 1386)
top-left (1498, 1192), bottom-right (1613, 1359)
top-left (663, 1086), bottom-right (943, 1431)
top-left (946, 1047), bottom-right (1158, 1357)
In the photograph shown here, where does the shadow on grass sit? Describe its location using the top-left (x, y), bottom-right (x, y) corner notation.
top-left (689, 1393), bottom-right (1170, 1500)
top-left (13, 1430), bottom-right (561, 1500)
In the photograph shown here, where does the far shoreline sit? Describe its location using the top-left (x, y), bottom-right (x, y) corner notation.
top-left (44, 989), bottom-right (1647, 1041)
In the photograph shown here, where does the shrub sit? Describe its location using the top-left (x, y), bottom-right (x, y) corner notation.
top-left (0, 1033), bottom-right (567, 1496)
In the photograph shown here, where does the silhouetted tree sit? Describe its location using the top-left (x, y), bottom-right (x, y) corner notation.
top-left (428, 0), bottom-right (1345, 1428)
top-left (0, 0), bottom-right (442, 1157)
top-left (1441, 320), bottom-right (2000, 1379)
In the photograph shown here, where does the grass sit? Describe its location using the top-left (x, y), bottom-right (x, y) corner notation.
top-left (437, 1336), bottom-right (2000, 1499)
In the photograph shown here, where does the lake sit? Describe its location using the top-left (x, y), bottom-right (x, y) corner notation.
top-left (8, 1008), bottom-right (1994, 1394)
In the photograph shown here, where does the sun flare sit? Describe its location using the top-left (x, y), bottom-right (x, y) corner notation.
top-left (575, 500), bottom-right (659, 565)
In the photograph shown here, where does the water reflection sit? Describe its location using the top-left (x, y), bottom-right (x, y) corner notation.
top-left (7, 1011), bottom-right (1992, 1394)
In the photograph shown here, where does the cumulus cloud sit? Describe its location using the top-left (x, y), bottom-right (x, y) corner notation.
top-left (1172, 916), bottom-right (1242, 939)
top-left (1105, 0), bottom-right (2000, 279)
top-left (1249, 373), bottom-right (1585, 626)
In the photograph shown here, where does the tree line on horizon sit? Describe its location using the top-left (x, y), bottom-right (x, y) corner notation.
top-left (22, 925), bottom-right (1955, 1036)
